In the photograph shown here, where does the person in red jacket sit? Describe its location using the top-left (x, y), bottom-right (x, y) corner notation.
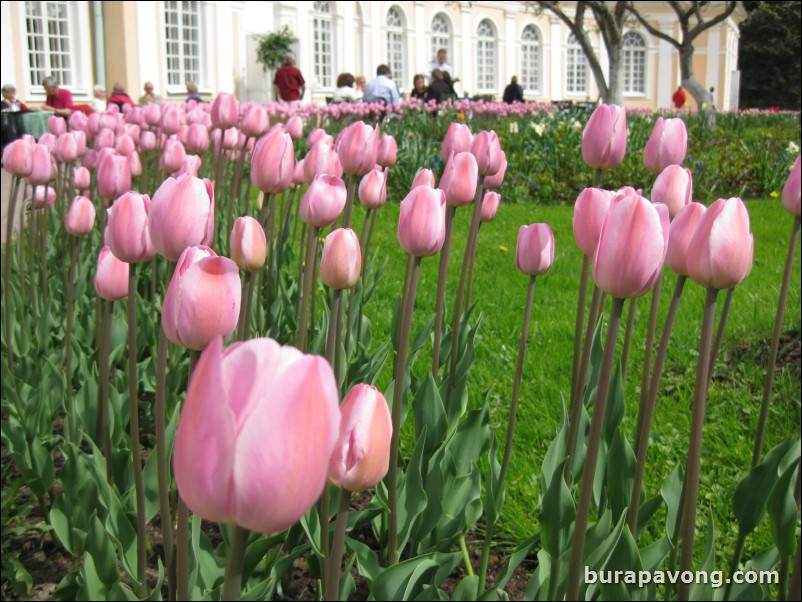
top-left (273, 53), bottom-right (305, 103)
top-left (107, 82), bottom-right (136, 111)
top-left (42, 76), bottom-right (73, 117)
top-left (672, 85), bottom-right (687, 110)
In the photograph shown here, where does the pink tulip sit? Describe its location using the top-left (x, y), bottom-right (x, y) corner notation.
top-left (358, 168), bottom-right (387, 209)
top-left (320, 228), bottom-right (361, 290)
top-left (293, 158), bottom-right (308, 186)
top-left (782, 156), bottom-right (801, 217)
top-left (593, 194), bottom-right (669, 298)
top-left (581, 104), bottom-right (627, 170)
top-left (55, 132), bottom-right (79, 163)
top-left (251, 129), bottom-right (295, 194)
top-left (83, 149), bottom-right (99, 170)
top-left (643, 117), bottom-right (688, 174)
top-left (686, 197), bottom-right (753, 289)
top-left (481, 191), bottom-right (501, 222)
top-left (230, 216), bottom-right (267, 272)
top-left (172, 154), bottom-right (202, 178)
top-left (2, 139), bottom-right (33, 178)
top-left (439, 152), bottom-right (478, 207)
top-left (211, 93), bottom-right (240, 130)
top-left (64, 195), bottom-right (96, 236)
top-left (115, 133), bottom-right (136, 157)
top-left (221, 127), bottom-right (239, 150)
top-left (31, 187), bottom-right (57, 209)
top-left (28, 145), bottom-right (53, 187)
top-left (470, 130), bottom-right (503, 176)
top-left (97, 153), bottom-right (132, 204)
top-left (73, 130), bottom-right (87, 156)
top-left (287, 115), bottom-right (303, 139)
top-left (328, 384), bottom-right (392, 491)
top-left (173, 335), bottom-right (339, 533)
top-left (397, 186), bottom-right (447, 257)
top-left (300, 174), bottom-right (347, 227)
top-left (377, 135), bottom-right (398, 167)
top-left (483, 150), bottom-right (507, 190)
top-left (48, 115), bottom-right (66, 136)
top-left (516, 223), bottom-right (555, 276)
top-left (336, 121), bottom-right (379, 176)
top-left (185, 123), bottom-right (210, 154)
top-left (37, 132), bottom-right (56, 153)
top-left (306, 127), bottom-right (329, 148)
top-left (105, 191), bottom-right (154, 263)
top-left (241, 105), bottom-right (268, 138)
top-left (161, 107), bottom-right (182, 136)
top-left (95, 246), bottom-right (129, 301)
top-left (665, 202), bottom-right (706, 277)
top-left (68, 110), bottom-right (87, 132)
top-left (160, 138), bottom-right (187, 173)
top-left (143, 104), bottom-right (162, 127)
top-left (149, 174), bottom-right (215, 261)
top-left (139, 130), bottom-right (157, 152)
top-left (98, 112), bottom-right (117, 132)
top-left (304, 140), bottom-right (343, 181)
top-left (441, 122), bottom-right (473, 161)
top-left (411, 168), bottom-right (435, 189)
top-left (572, 188), bottom-right (615, 257)
top-left (94, 128), bottom-right (115, 150)
top-left (72, 166), bottom-right (90, 190)
top-left (162, 246), bottom-right (241, 350)
top-left (651, 164), bottom-right (693, 219)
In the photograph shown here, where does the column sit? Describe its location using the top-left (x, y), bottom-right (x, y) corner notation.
top-left (550, 17), bottom-right (562, 100)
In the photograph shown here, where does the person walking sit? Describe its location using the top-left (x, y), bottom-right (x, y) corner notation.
top-left (672, 85), bottom-right (687, 110)
top-left (503, 76), bottom-right (524, 104)
top-left (273, 52), bottom-right (305, 103)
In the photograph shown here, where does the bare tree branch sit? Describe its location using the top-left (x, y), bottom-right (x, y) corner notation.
top-left (626, 3), bottom-right (682, 49)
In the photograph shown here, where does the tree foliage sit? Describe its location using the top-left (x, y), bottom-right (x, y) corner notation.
top-left (739, 1), bottom-right (802, 110)
top-left (252, 26), bottom-right (299, 72)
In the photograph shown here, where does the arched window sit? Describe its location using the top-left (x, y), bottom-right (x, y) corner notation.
top-left (623, 31), bottom-right (646, 94)
top-left (476, 19), bottom-right (496, 91)
top-left (386, 8), bottom-right (406, 87)
top-left (312, 1), bottom-right (334, 88)
top-left (565, 33), bottom-right (588, 95)
top-left (520, 25), bottom-right (541, 93)
top-left (431, 14), bottom-right (450, 59)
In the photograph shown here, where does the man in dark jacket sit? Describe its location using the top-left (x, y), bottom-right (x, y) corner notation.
top-left (503, 76), bottom-right (524, 104)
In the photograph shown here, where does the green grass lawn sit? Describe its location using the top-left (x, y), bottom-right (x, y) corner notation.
top-left (352, 196), bottom-right (801, 559)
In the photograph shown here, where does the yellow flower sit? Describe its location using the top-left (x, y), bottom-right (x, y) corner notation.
top-left (407, 131), bottom-right (415, 140)
top-left (457, 113), bottom-right (466, 121)
top-left (498, 245), bottom-right (508, 253)
top-left (770, 191), bottom-right (779, 198)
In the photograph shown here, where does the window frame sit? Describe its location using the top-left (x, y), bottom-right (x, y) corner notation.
top-left (311, 0), bottom-right (334, 90)
top-left (622, 30), bottom-right (647, 96)
top-left (430, 13), bottom-right (451, 62)
top-left (565, 33), bottom-right (589, 97)
top-left (163, 0), bottom-right (203, 91)
top-left (476, 19), bottom-right (497, 93)
top-left (520, 24), bottom-right (542, 95)
top-left (386, 6), bottom-right (406, 88)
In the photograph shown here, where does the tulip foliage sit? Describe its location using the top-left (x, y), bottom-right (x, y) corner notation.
top-left (0, 95), bottom-right (800, 602)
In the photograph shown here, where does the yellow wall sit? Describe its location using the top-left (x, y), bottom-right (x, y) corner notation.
top-left (103, 2), bottom-right (141, 97)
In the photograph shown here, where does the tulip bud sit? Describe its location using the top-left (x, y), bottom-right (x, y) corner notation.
top-left (481, 190), bottom-right (501, 222)
top-left (643, 117), bottom-right (688, 174)
top-left (172, 154), bottom-right (201, 178)
top-left (28, 144), bottom-right (53, 187)
top-left (300, 174), bottom-right (347, 227)
top-left (2, 139), bottom-right (33, 178)
top-left (782, 156), bottom-right (801, 217)
top-left (651, 165), bottom-right (693, 219)
top-left (304, 140), bottom-right (343, 181)
top-left (211, 93), bottom-right (240, 130)
top-left (97, 153), bottom-right (132, 204)
top-left (38, 132), bottom-right (57, 154)
top-left (230, 216), bottom-right (267, 272)
top-left (161, 106), bottom-right (182, 136)
top-left (139, 130), bottom-right (157, 152)
top-left (320, 228), bottom-right (361, 290)
top-left (483, 150), bottom-right (507, 190)
top-left (55, 132), bottom-right (79, 163)
top-left (328, 384), bottom-right (392, 491)
top-left (68, 110), bottom-right (88, 132)
top-left (48, 115), bottom-right (66, 136)
top-left (377, 134), bottom-right (398, 167)
top-left (241, 105), bottom-right (268, 138)
top-left (358, 168), bottom-right (387, 209)
top-left (286, 115), bottom-right (303, 139)
top-left (572, 188), bottom-right (615, 257)
top-left (516, 223), bottom-right (555, 276)
top-left (94, 127), bottom-right (115, 150)
top-left (95, 246), bottom-right (129, 301)
top-left (441, 122), bottom-right (473, 161)
top-left (686, 197), bottom-right (753, 289)
top-left (144, 103), bottom-right (162, 127)
top-left (162, 246), bottom-right (241, 350)
top-left (105, 191), bottom-right (154, 263)
top-left (336, 121), bottom-right (380, 176)
top-left (115, 133), bottom-right (136, 157)
top-left (160, 138), bottom-right (187, 173)
top-left (72, 166), bottom-right (90, 190)
top-left (581, 104), bottom-right (627, 170)
top-left (411, 168), bottom-right (435, 189)
top-left (593, 194), bottom-right (669, 298)
top-left (173, 336), bottom-right (339, 533)
top-left (470, 130), bottom-right (503, 176)
top-left (128, 150), bottom-right (143, 177)
top-left (439, 152), bottom-right (478, 207)
top-left (149, 174), bottom-right (215, 261)
top-left (251, 129), bottom-right (295, 194)
top-left (31, 186), bottom-right (57, 209)
top-left (64, 195), bottom-right (96, 236)
top-left (185, 123), bottom-right (210, 154)
top-left (306, 127), bottom-right (329, 148)
top-left (665, 202), bottom-right (706, 277)
top-left (397, 186), bottom-right (446, 257)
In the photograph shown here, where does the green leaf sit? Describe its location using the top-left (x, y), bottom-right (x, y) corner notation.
top-left (413, 373), bottom-right (447, 460)
top-left (661, 464), bottom-right (683, 544)
top-left (493, 534), bottom-right (539, 590)
top-left (540, 406), bottom-right (568, 492)
top-left (599, 526), bottom-right (641, 601)
top-left (450, 575), bottom-right (479, 600)
top-left (49, 496), bottom-right (76, 555)
top-left (602, 363), bottom-right (625, 445)
top-left (345, 537), bottom-right (382, 583)
top-left (85, 513), bottom-right (119, 586)
top-left (767, 459), bottom-right (799, 557)
top-left (371, 556), bottom-right (440, 601)
top-left (636, 494), bottom-right (664, 539)
top-left (688, 514), bottom-right (716, 601)
top-left (606, 427), bottom-right (635, 522)
top-left (734, 438), bottom-right (798, 535)
top-left (524, 549), bottom-right (551, 601)
top-left (484, 435), bottom-right (503, 525)
top-left (539, 459), bottom-right (576, 560)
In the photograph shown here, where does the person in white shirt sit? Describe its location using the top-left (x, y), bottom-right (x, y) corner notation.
top-left (425, 48), bottom-right (457, 84)
top-left (91, 85), bottom-right (107, 113)
top-left (363, 65), bottom-right (401, 105)
top-left (332, 73), bottom-right (359, 103)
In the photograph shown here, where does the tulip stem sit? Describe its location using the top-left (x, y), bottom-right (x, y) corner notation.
top-left (445, 179), bottom-right (485, 415)
top-left (480, 274), bottom-right (537, 593)
top-left (342, 174), bottom-right (357, 229)
top-left (432, 206), bottom-right (456, 382)
top-left (388, 254), bottom-right (422, 565)
top-left (567, 254), bottom-right (591, 476)
top-left (63, 235), bottom-right (80, 443)
top-left (155, 262), bottom-right (176, 601)
top-left (260, 193), bottom-right (277, 331)
top-left (677, 287), bottom-right (719, 601)
top-left (465, 222), bottom-right (483, 310)
top-left (754, 217), bottom-right (800, 466)
top-left (238, 271), bottom-right (253, 341)
top-left (18, 185), bottom-right (28, 314)
top-left (629, 275), bottom-right (686, 534)
top-left (214, 129), bottom-right (226, 213)
top-left (620, 296), bottom-right (638, 381)
top-left (636, 274), bottom-right (664, 443)
top-left (707, 287), bottom-right (734, 391)
top-left (297, 226), bottom-right (319, 352)
top-left (100, 300), bottom-right (114, 485)
top-left (592, 167), bottom-right (602, 188)
top-left (229, 135), bottom-right (251, 233)
top-left (29, 198), bottom-right (39, 322)
top-left (126, 264), bottom-right (148, 597)
top-left (566, 297), bottom-right (625, 601)
top-left (565, 282), bottom-right (602, 483)
top-left (276, 186), bottom-right (299, 273)
top-left (3, 175), bottom-right (21, 376)
top-left (326, 289), bottom-right (343, 370)
top-left (40, 194), bottom-right (48, 306)
top-left (326, 490), bottom-right (352, 602)
top-left (354, 209), bottom-right (378, 356)
top-left (221, 526), bottom-right (250, 601)
top-left (344, 209), bottom-right (371, 360)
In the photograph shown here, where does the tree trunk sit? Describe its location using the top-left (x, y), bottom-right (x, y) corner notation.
top-left (606, 46), bottom-right (624, 105)
top-left (679, 43), bottom-right (717, 128)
